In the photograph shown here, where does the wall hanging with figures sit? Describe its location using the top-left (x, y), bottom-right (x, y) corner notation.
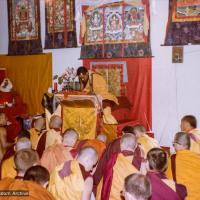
top-left (7, 0), bottom-right (42, 55)
top-left (164, 0), bottom-right (200, 46)
top-left (80, 0), bottom-right (151, 59)
top-left (44, 0), bottom-right (77, 49)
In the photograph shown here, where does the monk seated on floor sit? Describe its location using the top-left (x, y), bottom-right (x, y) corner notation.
top-left (0, 155), bottom-right (54, 200)
top-left (40, 128), bottom-right (78, 173)
top-left (123, 173), bottom-right (151, 200)
top-left (48, 146), bottom-right (98, 200)
top-left (29, 116), bottom-right (46, 150)
top-left (133, 124), bottom-right (160, 157)
top-left (96, 133), bottom-right (144, 200)
top-left (45, 115), bottom-right (62, 149)
top-left (166, 132), bottom-right (200, 200)
top-left (144, 148), bottom-right (187, 200)
top-left (1, 137), bottom-right (32, 179)
top-left (180, 115), bottom-right (200, 154)
top-left (93, 126), bottom-right (143, 194)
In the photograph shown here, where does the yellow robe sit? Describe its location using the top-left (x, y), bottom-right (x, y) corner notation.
top-left (29, 128), bottom-right (40, 150)
top-left (83, 72), bottom-right (118, 105)
top-left (40, 144), bottom-right (73, 173)
top-left (138, 134), bottom-right (160, 157)
top-left (0, 177), bottom-right (55, 200)
top-left (45, 129), bottom-right (62, 149)
top-left (48, 160), bottom-right (84, 200)
top-left (1, 155), bottom-right (16, 179)
top-left (166, 150), bottom-right (200, 200)
top-left (189, 129), bottom-right (200, 154)
top-left (82, 139), bottom-right (106, 159)
top-left (96, 153), bottom-right (139, 200)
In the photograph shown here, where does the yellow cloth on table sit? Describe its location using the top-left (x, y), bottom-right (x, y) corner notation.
top-left (96, 153), bottom-right (139, 200)
top-left (166, 150), bottom-right (200, 200)
top-left (48, 160), bottom-right (84, 200)
top-left (189, 129), bottom-right (200, 154)
top-left (62, 100), bottom-right (97, 140)
top-left (40, 144), bottom-right (73, 173)
top-left (138, 134), bottom-right (160, 157)
top-left (0, 54), bottom-right (52, 115)
top-left (45, 129), bottom-right (62, 149)
top-left (1, 156), bottom-right (16, 179)
top-left (29, 128), bottom-right (40, 150)
top-left (83, 72), bottom-right (118, 105)
top-left (102, 124), bottom-right (117, 144)
top-left (0, 178), bottom-right (55, 200)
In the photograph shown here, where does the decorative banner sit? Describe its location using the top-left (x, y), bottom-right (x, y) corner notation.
top-left (80, 1), bottom-right (151, 58)
top-left (45, 0), bottom-right (77, 49)
top-left (7, 0), bottom-right (42, 55)
top-left (165, 0), bottom-right (200, 45)
top-left (172, 0), bottom-right (200, 22)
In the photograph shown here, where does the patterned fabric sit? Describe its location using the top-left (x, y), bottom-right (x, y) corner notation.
top-left (62, 100), bottom-right (97, 140)
top-left (45, 0), bottom-right (77, 49)
top-left (81, 1), bottom-right (151, 58)
top-left (7, 0), bottom-right (42, 55)
top-left (165, 0), bottom-right (200, 45)
top-left (91, 63), bottom-right (126, 96)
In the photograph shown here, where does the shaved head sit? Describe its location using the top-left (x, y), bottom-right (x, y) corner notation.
top-left (96, 134), bottom-right (107, 143)
top-left (173, 132), bottom-right (190, 151)
top-left (15, 137), bottom-right (32, 152)
top-left (120, 133), bottom-right (137, 152)
top-left (77, 146), bottom-right (98, 172)
top-left (62, 128), bottom-right (78, 147)
top-left (49, 115), bottom-right (62, 129)
top-left (14, 149), bottom-right (39, 175)
top-left (34, 117), bottom-right (45, 130)
top-left (124, 173), bottom-right (151, 200)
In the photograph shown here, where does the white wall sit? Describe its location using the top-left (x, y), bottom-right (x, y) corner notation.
top-left (1, 0), bottom-right (200, 148)
top-left (151, 0), bottom-right (200, 148)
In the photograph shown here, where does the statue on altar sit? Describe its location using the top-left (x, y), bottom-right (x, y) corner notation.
top-left (0, 78), bottom-right (14, 107)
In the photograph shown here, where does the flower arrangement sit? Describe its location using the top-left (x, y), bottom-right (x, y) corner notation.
top-left (53, 67), bottom-right (79, 91)
top-left (53, 67), bottom-right (76, 85)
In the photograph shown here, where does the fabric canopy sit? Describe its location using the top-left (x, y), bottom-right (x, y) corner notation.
top-left (0, 54), bottom-right (52, 115)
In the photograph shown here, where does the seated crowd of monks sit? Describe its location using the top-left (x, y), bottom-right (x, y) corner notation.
top-left (0, 112), bottom-right (200, 200)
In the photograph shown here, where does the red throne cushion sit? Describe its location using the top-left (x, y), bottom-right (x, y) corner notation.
top-left (111, 96), bottom-right (139, 137)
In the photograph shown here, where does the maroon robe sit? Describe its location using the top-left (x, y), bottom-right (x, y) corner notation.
top-left (101, 150), bottom-right (142, 200)
top-left (93, 138), bottom-right (143, 194)
top-left (36, 132), bottom-right (47, 158)
top-left (147, 171), bottom-right (187, 200)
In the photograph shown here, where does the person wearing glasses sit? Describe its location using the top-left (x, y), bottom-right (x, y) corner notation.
top-left (180, 115), bottom-right (200, 154)
top-left (166, 132), bottom-right (200, 200)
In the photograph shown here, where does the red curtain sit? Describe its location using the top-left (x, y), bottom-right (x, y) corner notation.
top-left (83, 58), bottom-right (152, 130)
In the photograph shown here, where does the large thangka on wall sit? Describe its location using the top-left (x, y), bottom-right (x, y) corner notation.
top-left (7, 0), bottom-right (42, 55)
top-left (80, 0), bottom-right (151, 58)
top-left (45, 0), bottom-right (77, 49)
top-left (165, 0), bottom-right (200, 45)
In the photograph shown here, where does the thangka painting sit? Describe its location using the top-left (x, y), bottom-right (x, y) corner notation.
top-left (45, 0), bottom-right (77, 49)
top-left (165, 0), bottom-right (200, 45)
top-left (90, 62), bottom-right (127, 96)
top-left (7, 0), bottom-right (42, 55)
top-left (80, 1), bottom-right (151, 58)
